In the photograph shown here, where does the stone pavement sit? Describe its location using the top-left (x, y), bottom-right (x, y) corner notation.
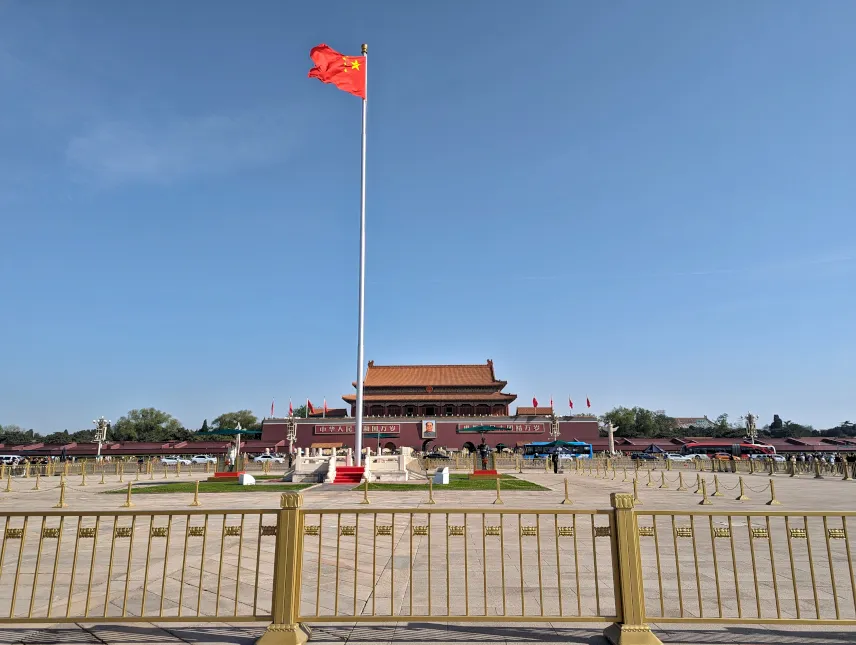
top-left (1, 466), bottom-right (854, 511)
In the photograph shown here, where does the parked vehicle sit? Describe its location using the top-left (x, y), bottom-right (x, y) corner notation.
top-left (0, 455), bottom-right (21, 465)
top-left (253, 454), bottom-right (285, 464)
top-left (190, 455), bottom-right (217, 464)
top-left (664, 454), bottom-right (693, 462)
top-left (630, 453), bottom-right (657, 460)
top-left (423, 452), bottom-right (451, 460)
top-left (160, 456), bottom-right (191, 466)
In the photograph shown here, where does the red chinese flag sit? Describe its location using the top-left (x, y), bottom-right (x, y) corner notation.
top-left (308, 44), bottom-right (366, 99)
top-left (270, 400), bottom-right (275, 417)
top-left (532, 397), bottom-right (538, 408)
top-left (586, 397), bottom-right (591, 408)
top-left (569, 397), bottom-right (574, 410)
top-left (550, 397), bottom-right (553, 409)
top-left (308, 400), bottom-right (316, 414)
top-left (289, 400), bottom-right (293, 417)
top-left (323, 399), bottom-right (328, 414)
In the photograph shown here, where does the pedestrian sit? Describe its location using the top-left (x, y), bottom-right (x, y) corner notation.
top-left (552, 452), bottom-right (559, 474)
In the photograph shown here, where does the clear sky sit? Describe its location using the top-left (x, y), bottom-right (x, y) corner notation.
top-left (1, 0), bottom-right (854, 432)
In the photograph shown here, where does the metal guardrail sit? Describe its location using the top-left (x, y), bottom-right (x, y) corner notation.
top-left (0, 509), bottom-right (278, 623)
top-left (3, 493), bottom-right (856, 645)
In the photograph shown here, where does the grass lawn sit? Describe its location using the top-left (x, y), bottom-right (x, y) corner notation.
top-left (351, 473), bottom-right (548, 492)
top-left (107, 480), bottom-right (314, 494)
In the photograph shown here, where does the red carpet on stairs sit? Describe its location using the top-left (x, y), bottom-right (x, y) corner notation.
top-left (333, 466), bottom-right (364, 484)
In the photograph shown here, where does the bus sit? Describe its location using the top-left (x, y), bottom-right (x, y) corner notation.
top-left (522, 441), bottom-right (593, 460)
top-left (680, 441), bottom-right (776, 459)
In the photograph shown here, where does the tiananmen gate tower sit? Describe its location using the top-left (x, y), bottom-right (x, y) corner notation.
top-left (260, 360), bottom-right (600, 452)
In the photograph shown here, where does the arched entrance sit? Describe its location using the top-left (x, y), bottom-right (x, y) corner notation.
top-left (421, 439), bottom-right (434, 453)
top-left (462, 441), bottom-right (476, 454)
top-left (383, 442), bottom-right (397, 453)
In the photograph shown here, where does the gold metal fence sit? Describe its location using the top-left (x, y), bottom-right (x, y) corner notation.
top-left (0, 508), bottom-right (278, 623)
top-left (4, 493), bottom-right (856, 645)
top-left (297, 507), bottom-right (620, 622)
top-left (636, 509), bottom-right (856, 624)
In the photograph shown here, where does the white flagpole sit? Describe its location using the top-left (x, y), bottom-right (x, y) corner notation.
top-left (354, 42), bottom-right (368, 467)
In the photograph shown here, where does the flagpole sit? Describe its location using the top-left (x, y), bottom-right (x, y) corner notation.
top-left (354, 42), bottom-right (368, 468)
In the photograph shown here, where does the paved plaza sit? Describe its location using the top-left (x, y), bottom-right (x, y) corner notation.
top-left (1, 468), bottom-right (855, 644)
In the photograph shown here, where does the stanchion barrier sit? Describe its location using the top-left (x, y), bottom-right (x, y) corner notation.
top-left (80, 468), bottom-right (87, 487)
top-left (427, 478), bottom-right (435, 504)
top-left (736, 476), bottom-right (749, 501)
top-left (632, 478), bottom-right (641, 504)
top-left (53, 481), bottom-right (68, 508)
top-left (698, 478), bottom-right (712, 505)
top-left (676, 471), bottom-right (688, 491)
top-left (190, 480), bottom-right (202, 507)
top-left (100, 468), bottom-right (106, 485)
top-left (163, 464), bottom-right (169, 479)
top-left (493, 477), bottom-right (503, 505)
top-left (712, 475), bottom-right (723, 496)
top-left (188, 463), bottom-right (193, 477)
top-left (693, 473), bottom-right (702, 494)
top-left (360, 478), bottom-right (370, 505)
top-left (844, 461), bottom-right (853, 481)
top-left (646, 469), bottom-right (654, 488)
top-left (121, 481), bottom-right (134, 508)
top-left (150, 463), bottom-right (155, 480)
top-left (561, 477), bottom-right (572, 505)
top-left (119, 464), bottom-right (124, 483)
top-left (176, 462), bottom-right (182, 478)
top-left (814, 459), bottom-right (824, 479)
top-left (766, 478), bottom-right (781, 505)
top-left (789, 460), bottom-right (797, 477)
top-left (4, 470), bottom-right (12, 493)
top-left (658, 472), bottom-right (668, 489)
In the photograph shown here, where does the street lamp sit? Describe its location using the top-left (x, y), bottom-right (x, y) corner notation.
top-left (93, 417), bottom-right (110, 462)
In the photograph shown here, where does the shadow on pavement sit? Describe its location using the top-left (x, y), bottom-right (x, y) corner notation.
top-left (0, 623), bottom-right (853, 644)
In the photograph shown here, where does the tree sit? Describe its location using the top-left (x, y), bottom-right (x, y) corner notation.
top-left (601, 407), bottom-right (677, 438)
top-left (212, 410), bottom-right (260, 432)
top-left (0, 424), bottom-right (38, 446)
top-left (43, 431), bottom-right (71, 445)
top-left (111, 408), bottom-right (184, 442)
top-left (770, 415), bottom-right (783, 430)
top-left (70, 429), bottom-right (96, 443)
top-left (200, 419), bottom-right (210, 433)
top-left (293, 405), bottom-right (308, 419)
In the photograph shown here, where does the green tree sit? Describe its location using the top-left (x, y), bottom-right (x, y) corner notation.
top-left (0, 424), bottom-right (39, 445)
top-left (293, 405), bottom-right (308, 419)
top-left (43, 431), bottom-right (71, 445)
top-left (111, 408), bottom-right (184, 442)
top-left (601, 407), bottom-right (677, 438)
top-left (200, 419), bottom-right (210, 433)
top-left (70, 429), bottom-right (96, 443)
top-left (212, 410), bottom-right (260, 432)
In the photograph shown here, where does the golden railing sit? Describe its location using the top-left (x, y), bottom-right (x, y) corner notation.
top-left (637, 509), bottom-right (856, 623)
top-left (0, 508), bottom-right (278, 623)
top-left (3, 493), bottom-right (856, 644)
top-left (296, 507), bottom-right (620, 622)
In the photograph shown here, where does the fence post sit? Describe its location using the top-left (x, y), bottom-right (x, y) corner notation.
top-left (605, 493), bottom-right (662, 645)
top-left (257, 493), bottom-right (310, 645)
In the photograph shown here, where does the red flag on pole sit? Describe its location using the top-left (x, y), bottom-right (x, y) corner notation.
top-left (532, 397), bottom-right (538, 408)
top-left (307, 400), bottom-right (316, 415)
top-left (569, 397), bottom-right (574, 410)
top-left (586, 397), bottom-right (591, 408)
top-left (550, 396), bottom-right (553, 409)
top-left (323, 398), bottom-right (328, 417)
top-left (289, 400), bottom-right (293, 417)
top-left (307, 44), bottom-right (367, 98)
top-left (270, 399), bottom-right (275, 418)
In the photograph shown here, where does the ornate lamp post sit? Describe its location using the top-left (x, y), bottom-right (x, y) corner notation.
top-left (93, 417), bottom-right (110, 462)
top-left (744, 412), bottom-right (758, 445)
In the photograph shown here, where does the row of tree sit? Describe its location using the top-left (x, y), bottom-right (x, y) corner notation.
top-left (0, 406), bottom-right (303, 447)
top-left (600, 407), bottom-right (855, 439)
top-left (2, 406), bottom-right (852, 446)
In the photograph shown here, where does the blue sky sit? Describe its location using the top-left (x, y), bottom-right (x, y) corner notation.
top-left (1, 0), bottom-right (854, 432)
